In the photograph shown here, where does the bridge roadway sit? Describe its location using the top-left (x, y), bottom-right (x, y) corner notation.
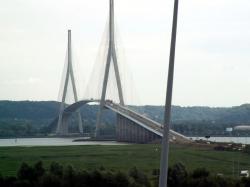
top-left (104, 101), bottom-right (191, 143)
top-left (56, 99), bottom-right (191, 143)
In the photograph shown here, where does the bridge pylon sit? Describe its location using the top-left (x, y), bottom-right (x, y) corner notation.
top-left (56, 30), bottom-right (83, 135)
top-left (95, 0), bottom-right (125, 138)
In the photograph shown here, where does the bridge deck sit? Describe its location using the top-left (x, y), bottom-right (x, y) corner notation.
top-left (105, 101), bottom-right (191, 142)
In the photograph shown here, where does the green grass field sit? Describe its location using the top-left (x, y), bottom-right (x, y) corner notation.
top-left (0, 144), bottom-right (249, 177)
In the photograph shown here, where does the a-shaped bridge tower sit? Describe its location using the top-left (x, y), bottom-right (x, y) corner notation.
top-left (95, 0), bottom-right (125, 138)
top-left (56, 30), bottom-right (83, 135)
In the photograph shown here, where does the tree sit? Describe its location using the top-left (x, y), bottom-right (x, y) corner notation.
top-left (0, 174), bottom-right (3, 187)
top-left (129, 167), bottom-right (151, 187)
top-left (192, 168), bottom-right (210, 179)
top-left (49, 162), bottom-right (63, 177)
top-left (34, 161), bottom-right (45, 179)
top-left (114, 171), bottom-right (130, 187)
top-left (168, 163), bottom-right (187, 187)
top-left (62, 165), bottom-right (75, 187)
top-left (40, 174), bottom-right (61, 187)
top-left (17, 162), bottom-right (34, 181)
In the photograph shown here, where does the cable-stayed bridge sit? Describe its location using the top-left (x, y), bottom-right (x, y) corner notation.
top-left (53, 99), bottom-right (190, 143)
top-left (52, 0), bottom-right (190, 144)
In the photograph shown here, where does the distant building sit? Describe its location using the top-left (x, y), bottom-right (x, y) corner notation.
top-left (234, 125), bottom-right (250, 131)
top-left (240, 170), bottom-right (249, 178)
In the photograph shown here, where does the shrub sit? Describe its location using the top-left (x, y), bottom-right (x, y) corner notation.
top-left (168, 163), bottom-right (187, 187)
top-left (49, 162), bottom-right (63, 177)
top-left (17, 162), bottom-right (35, 181)
top-left (129, 167), bottom-right (151, 187)
top-left (192, 168), bottom-right (210, 179)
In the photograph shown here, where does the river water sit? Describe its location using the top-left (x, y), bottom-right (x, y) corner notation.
top-left (0, 138), bottom-right (127, 147)
top-left (191, 137), bottom-right (250, 144)
top-left (1, 137), bottom-right (250, 147)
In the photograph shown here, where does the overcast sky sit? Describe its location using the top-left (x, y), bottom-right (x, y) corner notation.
top-left (0, 0), bottom-right (250, 107)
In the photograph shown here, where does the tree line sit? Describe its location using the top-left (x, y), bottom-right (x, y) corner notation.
top-left (1, 162), bottom-right (250, 187)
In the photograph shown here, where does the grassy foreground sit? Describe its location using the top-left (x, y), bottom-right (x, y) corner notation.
top-left (0, 144), bottom-right (249, 177)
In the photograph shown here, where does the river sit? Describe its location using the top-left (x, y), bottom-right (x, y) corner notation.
top-left (1, 137), bottom-right (250, 147)
top-left (191, 137), bottom-right (250, 144)
top-left (0, 138), bottom-right (127, 147)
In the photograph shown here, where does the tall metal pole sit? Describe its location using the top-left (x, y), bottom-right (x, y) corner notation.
top-left (159, 0), bottom-right (179, 187)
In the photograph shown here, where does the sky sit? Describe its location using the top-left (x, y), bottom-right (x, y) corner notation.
top-left (0, 0), bottom-right (250, 107)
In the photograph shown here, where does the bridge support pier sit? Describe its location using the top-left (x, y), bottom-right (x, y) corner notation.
top-left (57, 114), bottom-right (69, 135)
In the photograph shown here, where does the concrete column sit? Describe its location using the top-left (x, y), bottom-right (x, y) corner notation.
top-left (121, 117), bottom-right (125, 141)
top-left (132, 123), bottom-right (136, 142)
top-left (136, 125), bottom-right (139, 143)
top-left (116, 114), bottom-right (120, 141)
